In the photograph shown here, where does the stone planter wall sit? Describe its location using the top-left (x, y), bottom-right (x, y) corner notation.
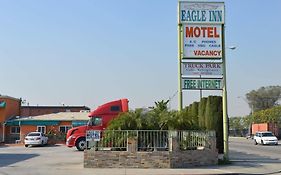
top-left (84, 137), bottom-right (218, 168)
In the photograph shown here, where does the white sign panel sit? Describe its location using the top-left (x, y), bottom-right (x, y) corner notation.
top-left (179, 1), bottom-right (224, 24)
top-left (182, 62), bottom-right (222, 76)
top-left (182, 78), bottom-right (223, 90)
top-left (183, 24), bottom-right (222, 59)
top-left (86, 130), bottom-right (101, 141)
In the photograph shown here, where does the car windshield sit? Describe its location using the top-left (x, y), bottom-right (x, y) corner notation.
top-left (27, 133), bottom-right (40, 136)
top-left (262, 133), bottom-right (274, 137)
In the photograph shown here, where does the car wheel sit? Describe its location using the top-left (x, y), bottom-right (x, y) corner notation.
top-left (75, 137), bottom-right (86, 151)
top-left (25, 145), bottom-right (28, 147)
top-left (261, 140), bottom-right (264, 145)
top-left (254, 140), bottom-right (258, 145)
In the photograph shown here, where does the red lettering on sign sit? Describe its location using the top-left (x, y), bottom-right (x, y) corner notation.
top-left (186, 26), bottom-right (220, 38)
top-left (193, 50), bottom-right (222, 56)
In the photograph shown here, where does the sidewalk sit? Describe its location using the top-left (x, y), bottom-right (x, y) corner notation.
top-left (78, 163), bottom-right (281, 175)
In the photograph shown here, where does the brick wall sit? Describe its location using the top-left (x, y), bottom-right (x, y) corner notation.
top-left (84, 149), bottom-right (217, 168)
top-left (85, 151), bottom-right (170, 168)
top-left (9, 122), bottom-right (72, 144)
top-left (0, 97), bottom-right (20, 123)
top-left (0, 96), bottom-right (21, 142)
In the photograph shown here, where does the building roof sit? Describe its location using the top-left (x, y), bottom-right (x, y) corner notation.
top-left (0, 95), bottom-right (21, 101)
top-left (11, 112), bottom-right (90, 121)
top-left (21, 106), bottom-right (90, 110)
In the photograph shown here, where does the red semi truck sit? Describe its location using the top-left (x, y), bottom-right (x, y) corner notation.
top-left (66, 99), bottom-right (129, 151)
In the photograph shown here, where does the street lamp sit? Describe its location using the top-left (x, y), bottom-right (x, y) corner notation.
top-left (228, 46), bottom-right (237, 50)
top-left (222, 45), bottom-right (237, 161)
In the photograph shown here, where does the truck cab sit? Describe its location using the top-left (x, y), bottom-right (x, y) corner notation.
top-left (66, 99), bottom-right (129, 151)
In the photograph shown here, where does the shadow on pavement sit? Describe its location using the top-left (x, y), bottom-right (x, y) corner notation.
top-left (219, 150), bottom-right (281, 175)
top-left (45, 144), bottom-right (64, 147)
top-left (229, 149), bottom-right (281, 165)
top-left (188, 150), bottom-right (281, 175)
top-left (24, 144), bottom-right (63, 148)
top-left (0, 153), bottom-right (39, 167)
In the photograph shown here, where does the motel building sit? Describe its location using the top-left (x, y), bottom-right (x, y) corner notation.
top-left (0, 95), bottom-right (90, 143)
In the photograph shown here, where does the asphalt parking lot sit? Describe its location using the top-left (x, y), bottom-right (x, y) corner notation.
top-left (0, 144), bottom-right (229, 175)
top-left (0, 144), bottom-right (85, 175)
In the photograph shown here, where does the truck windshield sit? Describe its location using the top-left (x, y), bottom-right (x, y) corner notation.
top-left (88, 116), bottom-right (102, 126)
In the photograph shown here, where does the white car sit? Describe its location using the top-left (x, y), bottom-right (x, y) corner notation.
top-left (24, 132), bottom-right (48, 147)
top-left (254, 131), bottom-right (278, 145)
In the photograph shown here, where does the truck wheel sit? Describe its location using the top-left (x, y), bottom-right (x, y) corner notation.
top-left (75, 138), bottom-right (86, 151)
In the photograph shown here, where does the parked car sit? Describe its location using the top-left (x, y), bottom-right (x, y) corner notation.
top-left (254, 131), bottom-right (278, 145)
top-left (24, 132), bottom-right (48, 147)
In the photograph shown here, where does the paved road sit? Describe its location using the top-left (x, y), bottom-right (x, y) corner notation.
top-left (0, 138), bottom-right (281, 175)
top-left (226, 137), bottom-right (281, 174)
top-left (230, 137), bottom-right (281, 160)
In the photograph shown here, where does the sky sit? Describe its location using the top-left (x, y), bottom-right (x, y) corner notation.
top-left (0, 0), bottom-right (281, 117)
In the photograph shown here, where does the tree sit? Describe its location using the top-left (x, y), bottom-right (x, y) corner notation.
top-left (198, 97), bottom-right (207, 129)
top-left (229, 116), bottom-right (249, 135)
top-left (251, 106), bottom-right (281, 126)
top-left (204, 96), bottom-right (223, 153)
top-left (107, 99), bottom-right (199, 131)
top-left (108, 100), bottom-right (173, 130)
top-left (107, 109), bottom-right (146, 130)
top-left (154, 100), bottom-right (169, 112)
top-left (188, 102), bottom-right (199, 127)
top-left (246, 85), bottom-right (281, 112)
top-left (150, 100), bottom-right (171, 130)
top-left (167, 106), bottom-right (198, 130)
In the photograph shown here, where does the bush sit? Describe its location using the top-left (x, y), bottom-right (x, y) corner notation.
top-left (107, 97), bottom-right (223, 152)
top-left (46, 130), bottom-right (66, 144)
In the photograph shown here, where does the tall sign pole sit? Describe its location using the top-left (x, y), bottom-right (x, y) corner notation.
top-left (178, 1), bottom-right (228, 160)
top-left (178, 4), bottom-right (183, 111)
top-left (222, 24), bottom-right (229, 160)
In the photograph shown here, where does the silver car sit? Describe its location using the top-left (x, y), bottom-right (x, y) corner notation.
top-left (254, 131), bottom-right (278, 145)
top-left (24, 132), bottom-right (48, 147)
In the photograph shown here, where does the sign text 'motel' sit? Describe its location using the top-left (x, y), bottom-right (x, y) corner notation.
top-left (182, 78), bottom-right (223, 90)
top-left (183, 24), bottom-right (222, 58)
top-left (179, 2), bottom-right (225, 24)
